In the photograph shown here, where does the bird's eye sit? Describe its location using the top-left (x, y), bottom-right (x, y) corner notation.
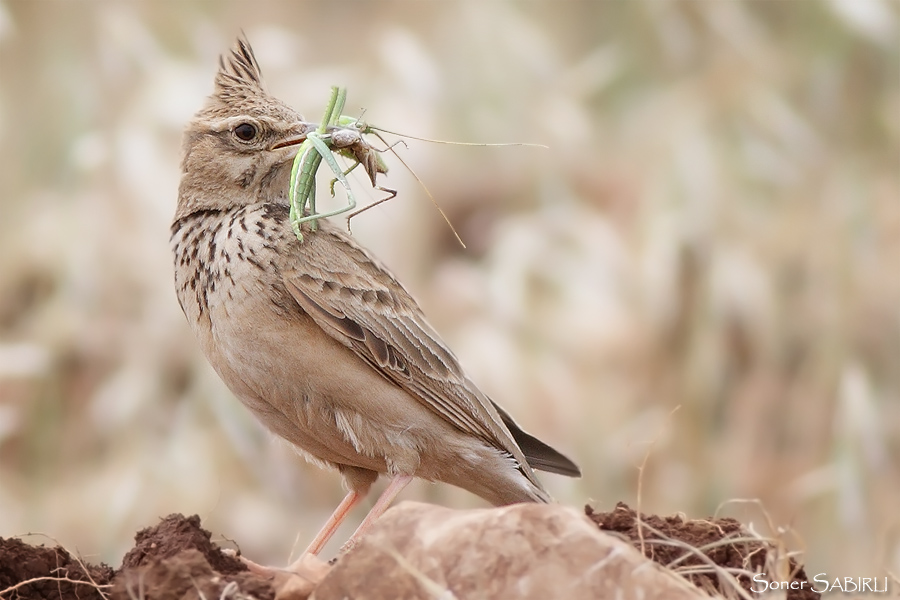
top-left (234, 122), bottom-right (258, 141)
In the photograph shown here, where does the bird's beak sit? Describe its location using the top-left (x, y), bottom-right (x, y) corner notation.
top-left (270, 121), bottom-right (318, 151)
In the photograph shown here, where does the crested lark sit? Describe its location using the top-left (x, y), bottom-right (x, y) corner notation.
top-left (172, 37), bottom-right (580, 556)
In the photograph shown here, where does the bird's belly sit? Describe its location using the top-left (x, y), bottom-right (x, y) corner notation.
top-left (197, 288), bottom-right (441, 476)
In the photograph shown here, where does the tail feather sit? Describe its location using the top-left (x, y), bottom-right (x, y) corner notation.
top-left (491, 400), bottom-right (581, 478)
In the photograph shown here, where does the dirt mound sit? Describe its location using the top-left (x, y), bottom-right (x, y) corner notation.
top-left (1, 506), bottom-right (818, 599)
top-left (119, 513), bottom-right (245, 574)
top-left (1, 516), bottom-right (274, 600)
top-left (0, 537), bottom-right (113, 600)
top-left (113, 514), bottom-right (274, 600)
top-left (588, 503), bottom-right (819, 600)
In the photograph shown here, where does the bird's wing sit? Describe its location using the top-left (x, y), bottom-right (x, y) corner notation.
top-left (280, 222), bottom-right (542, 487)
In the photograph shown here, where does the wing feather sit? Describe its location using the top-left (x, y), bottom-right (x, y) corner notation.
top-left (280, 223), bottom-right (543, 488)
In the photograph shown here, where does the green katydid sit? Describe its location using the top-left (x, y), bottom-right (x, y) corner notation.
top-left (288, 86), bottom-right (402, 242)
top-left (288, 86), bottom-right (547, 247)
top-left (288, 87), bottom-right (442, 243)
top-left (288, 86), bottom-right (354, 240)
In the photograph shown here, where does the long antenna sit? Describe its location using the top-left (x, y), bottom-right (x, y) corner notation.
top-left (370, 126), bottom-right (549, 149)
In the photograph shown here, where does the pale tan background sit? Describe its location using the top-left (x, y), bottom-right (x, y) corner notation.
top-left (1, 0), bottom-right (898, 578)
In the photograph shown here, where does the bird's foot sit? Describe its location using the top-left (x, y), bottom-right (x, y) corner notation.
top-left (222, 549), bottom-right (331, 596)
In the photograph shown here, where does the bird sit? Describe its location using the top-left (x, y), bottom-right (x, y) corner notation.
top-left (171, 36), bottom-right (580, 559)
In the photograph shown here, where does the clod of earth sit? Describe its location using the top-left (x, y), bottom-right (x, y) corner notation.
top-left (0, 503), bottom-right (819, 600)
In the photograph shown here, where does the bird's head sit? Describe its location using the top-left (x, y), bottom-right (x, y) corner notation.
top-left (176, 36), bottom-right (311, 219)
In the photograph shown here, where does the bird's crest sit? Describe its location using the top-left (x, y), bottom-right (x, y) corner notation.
top-left (198, 35), bottom-right (274, 117)
top-left (216, 35), bottom-right (264, 93)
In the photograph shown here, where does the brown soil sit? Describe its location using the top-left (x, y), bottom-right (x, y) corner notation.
top-left (1, 506), bottom-right (819, 600)
top-left (114, 514), bottom-right (274, 600)
top-left (0, 537), bottom-right (113, 600)
top-left (587, 502), bottom-right (820, 600)
top-left (0, 515), bottom-right (273, 600)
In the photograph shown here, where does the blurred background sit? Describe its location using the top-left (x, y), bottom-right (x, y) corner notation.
top-left (1, 0), bottom-right (897, 578)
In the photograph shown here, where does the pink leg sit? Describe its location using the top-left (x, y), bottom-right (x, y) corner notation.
top-left (239, 488), bottom-right (365, 578)
top-left (301, 488), bottom-right (366, 557)
top-left (340, 474), bottom-right (413, 553)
